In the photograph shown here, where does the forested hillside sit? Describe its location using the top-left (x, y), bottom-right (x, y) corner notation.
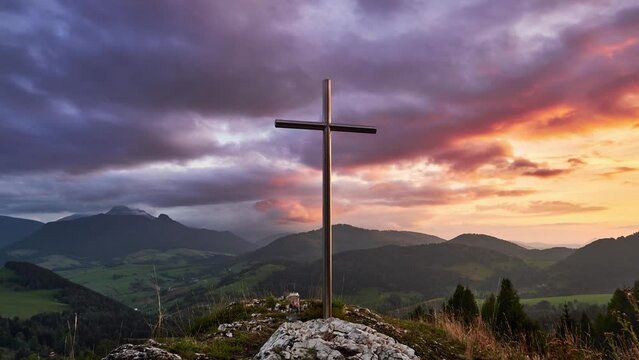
top-left (0, 261), bottom-right (148, 359)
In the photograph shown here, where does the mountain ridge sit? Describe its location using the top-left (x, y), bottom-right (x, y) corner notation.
top-left (2, 210), bottom-right (254, 266)
top-left (242, 224), bottom-right (446, 263)
top-left (0, 215), bottom-right (43, 248)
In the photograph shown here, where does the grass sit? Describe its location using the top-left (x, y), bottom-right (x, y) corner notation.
top-left (165, 333), bottom-right (273, 360)
top-left (0, 285), bottom-right (70, 318)
top-left (213, 264), bottom-right (285, 296)
top-left (37, 255), bottom-right (82, 269)
top-left (152, 296), bottom-right (639, 360)
top-left (520, 293), bottom-right (611, 306)
top-left (341, 287), bottom-right (422, 311)
top-left (58, 263), bottom-right (226, 310)
top-left (122, 248), bottom-right (233, 265)
top-left (447, 263), bottom-right (494, 281)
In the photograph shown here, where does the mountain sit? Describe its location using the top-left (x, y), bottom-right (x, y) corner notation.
top-left (242, 224), bottom-right (445, 263)
top-left (0, 261), bottom-right (147, 357)
top-left (2, 207), bottom-right (254, 266)
top-left (448, 233), bottom-right (529, 257)
top-left (106, 205), bottom-right (155, 218)
top-left (255, 242), bottom-right (538, 300)
top-left (56, 205), bottom-right (154, 222)
top-left (448, 233), bottom-right (574, 267)
top-left (544, 231), bottom-right (639, 294)
top-left (253, 232), bottom-right (293, 248)
top-left (0, 215), bottom-right (43, 247)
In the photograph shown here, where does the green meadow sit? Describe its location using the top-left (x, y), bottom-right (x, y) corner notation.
top-left (520, 293), bottom-right (612, 306)
top-left (0, 285), bottom-right (70, 318)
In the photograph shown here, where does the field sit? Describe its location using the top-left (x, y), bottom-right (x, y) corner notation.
top-left (58, 263), bottom-right (226, 310)
top-left (0, 285), bottom-right (70, 318)
top-left (520, 293), bottom-right (612, 306)
top-left (341, 288), bottom-right (423, 311)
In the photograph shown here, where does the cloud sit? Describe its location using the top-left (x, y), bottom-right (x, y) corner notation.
top-left (523, 168), bottom-right (571, 178)
top-left (254, 199), bottom-right (320, 224)
top-left (502, 158), bottom-right (572, 178)
top-left (0, 163), bottom-right (318, 214)
top-left (600, 166), bottom-right (638, 177)
top-left (0, 0), bottom-right (637, 237)
top-left (430, 142), bottom-right (512, 172)
top-left (567, 158), bottom-right (586, 167)
top-left (478, 201), bottom-right (607, 215)
top-left (365, 181), bottom-right (534, 208)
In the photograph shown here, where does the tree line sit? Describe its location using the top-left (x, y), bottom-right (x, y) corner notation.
top-left (411, 278), bottom-right (639, 355)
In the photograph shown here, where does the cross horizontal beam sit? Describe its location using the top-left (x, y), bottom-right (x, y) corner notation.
top-left (275, 119), bottom-right (377, 134)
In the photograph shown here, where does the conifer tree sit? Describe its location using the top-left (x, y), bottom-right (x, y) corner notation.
top-left (557, 303), bottom-right (575, 339)
top-left (481, 293), bottom-right (497, 324)
top-left (482, 278), bottom-right (537, 337)
top-left (444, 284), bottom-right (479, 324)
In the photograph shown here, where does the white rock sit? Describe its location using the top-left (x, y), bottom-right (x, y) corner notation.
top-left (254, 318), bottom-right (419, 360)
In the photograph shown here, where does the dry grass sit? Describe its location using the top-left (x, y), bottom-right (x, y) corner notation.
top-left (432, 311), bottom-right (603, 360)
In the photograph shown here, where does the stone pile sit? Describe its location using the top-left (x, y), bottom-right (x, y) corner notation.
top-left (216, 316), bottom-right (277, 338)
top-left (102, 341), bottom-right (181, 360)
top-left (254, 318), bottom-right (420, 360)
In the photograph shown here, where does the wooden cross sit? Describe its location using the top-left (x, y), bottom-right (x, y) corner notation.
top-left (275, 79), bottom-right (377, 318)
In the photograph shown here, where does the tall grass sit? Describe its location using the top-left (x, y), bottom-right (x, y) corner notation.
top-left (431, 311), bottom-right (602, 360)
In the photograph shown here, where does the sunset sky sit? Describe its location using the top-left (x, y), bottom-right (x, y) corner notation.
top-left (1, 1), bottom-right (637, 246)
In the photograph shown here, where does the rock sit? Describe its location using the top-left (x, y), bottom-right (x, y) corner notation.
top-left (253, 318), bottom-right (420, 360)
top-left (102, 342), bottom-right (181, 360)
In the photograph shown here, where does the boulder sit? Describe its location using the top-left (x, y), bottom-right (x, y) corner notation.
top-left (254, 318), bottom-right (420, 360)
top-left (102, 341), bottom-right (181, 360)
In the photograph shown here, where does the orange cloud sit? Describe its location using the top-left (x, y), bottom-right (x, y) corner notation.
top-left (478, 201), bottom-right (607, 215)
top-left (592, 37), bottom-right (638, 58)
top-left (600, 166), bottom-right (638, 178)
top-left (567, 158), bottom-right (586, 167)
top-left (254, 199), bottom-right (320, 224)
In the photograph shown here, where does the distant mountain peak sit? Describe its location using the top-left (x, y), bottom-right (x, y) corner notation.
top-left (158, 213), bottom-right (172, 221)
top-left (106, 206), bottom-right (154, 219)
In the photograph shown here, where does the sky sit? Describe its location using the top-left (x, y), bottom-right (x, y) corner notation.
top-left (0, 0), bottom-right (638, 246)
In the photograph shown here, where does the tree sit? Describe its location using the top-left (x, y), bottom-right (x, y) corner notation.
top-left (410, 304), bottom-right (426, 320)
top-left (556, 303), bottom-right (575, 339)
top-left (593, 284), bottom-right (639, 342)
top-left (444, 284), bottom-right (479, 324)
top-left (482, 278), bottom-right (537, 338)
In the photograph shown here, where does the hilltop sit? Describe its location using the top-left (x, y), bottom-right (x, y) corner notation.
top-left (544, 231), bottom-right (639, 294)
top-left (242, 224), bottom-right (445, 263)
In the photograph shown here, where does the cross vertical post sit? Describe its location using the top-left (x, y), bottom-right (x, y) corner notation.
top-left (274, 79), bottom-right (376, 319)
top-left (322, 79), bottom-right (332, 319)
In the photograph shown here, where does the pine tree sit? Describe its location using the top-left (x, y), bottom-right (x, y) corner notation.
top-left (483, 278), bottom-right (537, 338)
top-left (444, 284), bottom-right (479, 324)
top-left (557, 303), bottom-right (575, 339)
top-left (481, 293), bottom-right (497, 324)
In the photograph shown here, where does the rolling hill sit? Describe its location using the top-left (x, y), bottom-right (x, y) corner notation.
top-left (544, 231), bottom-right (639, 294)
top-left (255, 242), bottom-right (540, 301)
top-left (0, 261), bottom-right (148, 358)
top-left (242, 224), bottom-right (445, 263)
top-left (448, 233), bottom-right (529, 257)
top-left (0, 215), bottom-right (43, 247)
top-left (2, 206), bottom-right (254, 267)
top-left (449, 233), bottom-right (574, 268)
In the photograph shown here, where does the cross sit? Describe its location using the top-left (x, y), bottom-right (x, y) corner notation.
top-left (275, 79), bottom-right (377, 318)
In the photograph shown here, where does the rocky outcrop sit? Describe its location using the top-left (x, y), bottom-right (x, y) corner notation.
top-left (254, 318), bottom-right (420, 360)
top-left (102, 341), bottom-right (181, 360)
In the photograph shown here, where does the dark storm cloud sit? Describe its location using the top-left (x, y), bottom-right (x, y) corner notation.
top-left (1, 0), bottom-right (637, 218)
top-left (0, 164), bottom-right (317, 214)
top-left (0, 1), bottom-right (316, 174)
